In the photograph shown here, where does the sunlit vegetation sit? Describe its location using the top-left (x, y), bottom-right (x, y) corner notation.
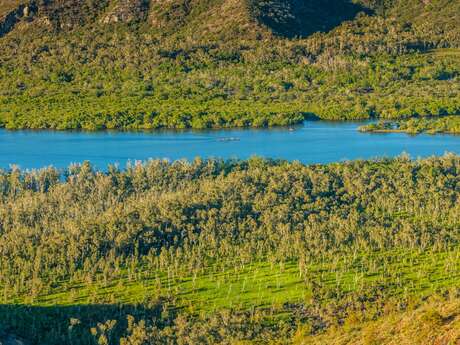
top-left (1, 155), bottom-right (460, 343)
top-left (360, 115), bottom-right (460, 134)
top-left (1, 0), bottom-right (460, 342)
top-left (0, 0), bottom-right (459, 129)
top-left (293, 296), bottom-right (460, 345)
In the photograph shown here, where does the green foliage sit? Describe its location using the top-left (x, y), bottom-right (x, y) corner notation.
top-left (1, 1), bottom-right (460, 342)
top-left (360, 115), bottom-right (460, 134)
top-left (0, 0), bottom-right (459, 129)
top-left (1, 155), bottom-right (460, 343)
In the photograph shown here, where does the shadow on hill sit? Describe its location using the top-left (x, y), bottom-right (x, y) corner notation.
top-left (249, 0), bottom-right (372, 38)
top-left (0, 3), bottom-right (36, 39)
top-left (0, 302), bottom-right (171, 345)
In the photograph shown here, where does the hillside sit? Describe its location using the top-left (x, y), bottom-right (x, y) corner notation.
top-left (1, 155), bottom-right (460, 344)
top-left (0, 0), bottom-right (459, 129)
top-left (294, 296), bottom-right (460, 344)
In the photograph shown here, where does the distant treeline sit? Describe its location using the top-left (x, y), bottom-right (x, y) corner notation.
top-left (1, 51), bottom-right (459, 130)
top-left (360, 115), bottom-right (460, 134)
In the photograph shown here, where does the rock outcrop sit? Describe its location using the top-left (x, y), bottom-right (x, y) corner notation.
top-left (1, 0), bottom-right (151, 34)
top-left (101, 0), bottom-right (149, 24)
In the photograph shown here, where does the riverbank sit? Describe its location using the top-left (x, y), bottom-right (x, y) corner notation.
top-left (359, 116), bottom-right (460, 135)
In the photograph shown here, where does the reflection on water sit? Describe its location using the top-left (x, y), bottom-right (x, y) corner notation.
top-left (0, 121), bottom-right (459, 170)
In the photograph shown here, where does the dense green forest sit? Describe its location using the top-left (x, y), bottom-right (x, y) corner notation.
top-left (0, 0), bottom-right (459, 129)
top-left (1, 1), bottom-right (460, 343)
top-left (1, 155), bottom-right (459, 344)
top-left (360, 115), bottom-right (460, 134)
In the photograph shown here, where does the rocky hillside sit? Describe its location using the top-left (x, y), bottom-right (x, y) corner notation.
top-left (0, 0), bottom-right (146, 36)
top-left (1, 0), bottom-right (458, 40)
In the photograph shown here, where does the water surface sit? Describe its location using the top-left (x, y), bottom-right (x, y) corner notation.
top-left (1, 121), bottom-right (459, 170)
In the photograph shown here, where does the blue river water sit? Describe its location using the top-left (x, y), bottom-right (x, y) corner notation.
top-left (1, 120), bottom-right (460, 170)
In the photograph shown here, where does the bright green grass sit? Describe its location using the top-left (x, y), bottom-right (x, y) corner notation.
top-left (425, 48), bottom-right (460, 56)
top-left (5, 249), bottom-right (460, 314)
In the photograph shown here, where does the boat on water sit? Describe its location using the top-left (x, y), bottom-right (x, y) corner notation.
top-left (217, 137), bottom-right (240, 142)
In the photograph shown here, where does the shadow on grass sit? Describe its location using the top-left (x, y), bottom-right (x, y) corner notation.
top-left (0, 301), bottom-right (170, 345)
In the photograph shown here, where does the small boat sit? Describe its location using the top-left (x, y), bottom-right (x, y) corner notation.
top-left (218, 137), bottom-right (240, 142)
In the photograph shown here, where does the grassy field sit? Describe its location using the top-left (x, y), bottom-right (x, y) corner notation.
top-left (5, 248), bottom-right (459, 316)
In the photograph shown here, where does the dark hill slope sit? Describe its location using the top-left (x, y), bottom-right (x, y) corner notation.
top-left (248, 0), bottom-right (370, 37)
top-left (0, 0), bottom-right (459, 129)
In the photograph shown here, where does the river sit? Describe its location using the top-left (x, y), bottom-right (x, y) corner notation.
top-left (1, 120), bottom-right (459, 170)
